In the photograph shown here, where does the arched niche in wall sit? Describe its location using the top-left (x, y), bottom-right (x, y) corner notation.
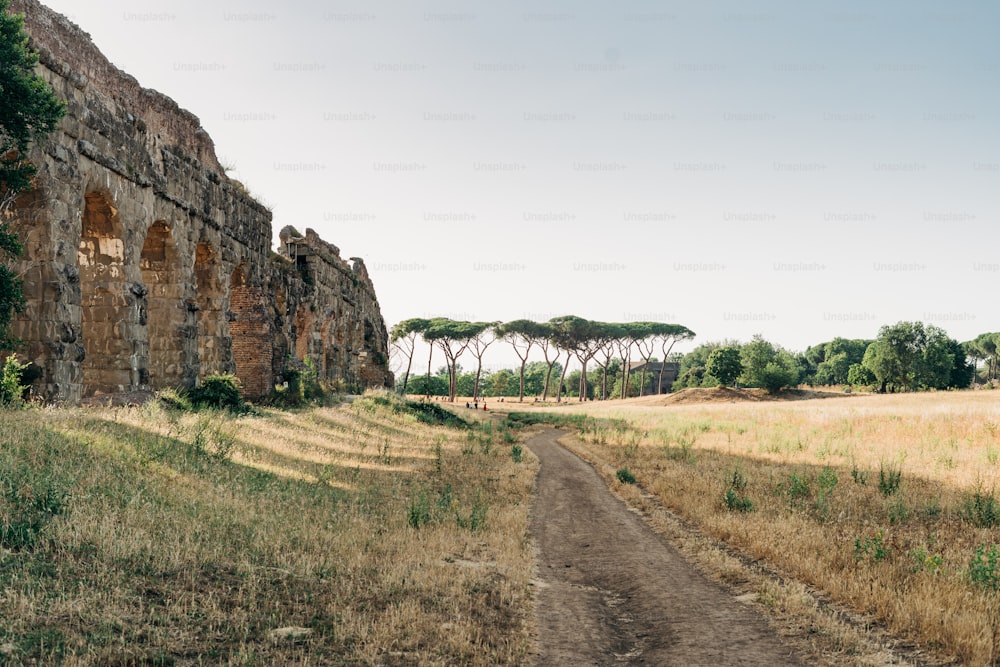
top-left (194, 240), bottom-right (223, 379)
top-left (78, 191), bottom-right (130, 397)
top-left (139, 220), bottom-right (184, 389)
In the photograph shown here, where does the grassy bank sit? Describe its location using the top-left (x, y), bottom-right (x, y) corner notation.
top-left (507, 392), bottom-right (1000, 665)
top-left (0, 393), bottom-right (536, 665)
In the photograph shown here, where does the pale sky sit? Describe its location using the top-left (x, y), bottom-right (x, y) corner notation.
top-left (35, 0), bottom-right (999, 371)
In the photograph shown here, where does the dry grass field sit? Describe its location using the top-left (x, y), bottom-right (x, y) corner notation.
top-left (504, 390), bottom-right (1000, 665)
top-left (0, 393), bottom-right (536, 665)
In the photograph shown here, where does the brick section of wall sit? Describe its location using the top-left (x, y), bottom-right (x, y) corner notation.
top-left (229, 286), bottom-right (273, 398)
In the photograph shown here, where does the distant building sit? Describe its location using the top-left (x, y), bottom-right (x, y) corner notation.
top-left (628, 361), bottom-right (680, 394)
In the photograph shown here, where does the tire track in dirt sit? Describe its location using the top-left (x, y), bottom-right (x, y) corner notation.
top-left (527, 428), bottom-right (804, 666)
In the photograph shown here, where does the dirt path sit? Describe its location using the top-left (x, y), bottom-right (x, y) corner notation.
top-left (527, 428), bottom-right (804, 666)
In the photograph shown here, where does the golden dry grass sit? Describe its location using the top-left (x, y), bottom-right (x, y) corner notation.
top-left (0, 392), bottom-right (537, 665)
top-left (504, 391), bottom-right (1000, 665)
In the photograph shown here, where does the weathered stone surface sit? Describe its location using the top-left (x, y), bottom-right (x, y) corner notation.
top-left (4, 0), bottom-right (392, 403)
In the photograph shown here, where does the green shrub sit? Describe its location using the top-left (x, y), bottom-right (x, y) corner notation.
top-left (854, 531), bottom-right (891, 563)
top-left (968, 544), bottom-right (1000, 592)
top-left (408, 492), bottom-right (431, 529)
top-left (510, 444), bottom-right (523, 463)
top-left (456, 493), bottom-right (488, 532)
top-left (785, 471), bottom-right (812, 505)
top-left (878, 462), bottom-right (902, 496)
top-left (616, 468), bottom-right (636, 485)
top-left (909, 546), bottom-right (943, 574)
top-left (888, 499), bottom-right (911, 524)
top-left (0, 354), bottom-right (28, 405)
top-left (188, 374), bottom-right (245, 411)
top-left (366, 394), bottom-right (470, 429)
top-left (724, 487), bottom-right (754, 512)
top-left (851, 466), bottom-right (868, 486)
top-left (724, 469), bottom-right (754, 512)
top-left (505, 411), bottom-right (629, 432)
top-left (961, 484), bottom-right (999, 528)
top-left (156, 387), bottom-right (192, 411)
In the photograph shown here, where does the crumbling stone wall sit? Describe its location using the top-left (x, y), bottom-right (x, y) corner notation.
top-left (276, 227), bottom-right (393, 392)
top-left (4, 0), bottom-right (392, 403)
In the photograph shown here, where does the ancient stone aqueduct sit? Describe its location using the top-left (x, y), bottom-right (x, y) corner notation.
top-left (6, 0), bottom-right (393, 404)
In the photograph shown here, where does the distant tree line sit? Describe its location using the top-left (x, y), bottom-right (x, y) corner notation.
top-left (394, 316), bottom-right (996, 400)
top-left (674, 322), bottom-right (986, 394)
top-left (390, 317), bottom-right (695, 402)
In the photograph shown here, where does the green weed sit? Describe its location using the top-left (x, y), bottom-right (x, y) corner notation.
top-left (616, 468), bottom-right (636, 485)
top-left (878, 463), bottom-right (902, 496)
top-left (723, 468), bottom-right (753, 512)
top-left (961, 483), bottom-right (999, 528)
top-left (854, 531), bottom-right (891, 563)
top-left (968, 544), bottom-right (1000, 592)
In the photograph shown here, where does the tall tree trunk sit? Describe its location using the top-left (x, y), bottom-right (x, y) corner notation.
top-left (400, 339), bottom-right (414, 395)
top-left (449, 360), bottom-right (457, 402)
top-left (542, 360), bottom-right (555, 401)
top-left (473, 359), bottom-right (483, 401)
top-left (556, 351), bottom-right (571, 403)
top-left (425, 345), bottom-right (433, 399)
top-left (518, 359), bottom-right (527, 402)
top-left (620, 352), bottom-right (632, 399)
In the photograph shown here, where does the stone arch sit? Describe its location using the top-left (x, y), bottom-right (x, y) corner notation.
top-left (7, 187), bottom-right (53, 350)
top-left (140, 221), bottom-right (184, 389)
top-left (78, 191), bottom-right (131, 397)
top-left (194, 240), bottom-right (223, 379)
top-left (229, 263), bottom-right (272, 397)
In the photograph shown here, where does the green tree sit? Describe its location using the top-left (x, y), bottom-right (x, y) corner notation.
top-left (810, 338), bottom-right (872, 386)
top-left (847, 363), bottom-right (876, 388)
top-left (406, 374), bottom-right (447, 396)
top-left (614, 321), bottom-right (656, 399)
top-left (736, 335), bottom-right (799, 393)
top-left (496, 319), bottom-right (551, 402)
top-left (674, 342), bottom-right (722, 389)
top-left (466, 322), bottom-right (496, 401)
top-left (0, 1), bottom-right (65, 350)
top-left (963, 333), bottom-right (999, 385)
top-left (524, 360), bottom-right (557, 397)
top-left (706, 346), bottom-right (742, 387)
top-left (757, 354), bottom-right (799, 393)
top-left (489, 369), bottom-right (515, 397)
top-left (656, 324), bottom-right (695, 394)
top-left (455, 371), bottom-right (483, 398)
top-left (739, 335), bottom-right (769, 386)
top-left (0, 228), bottom-right (23, 351)
top-left (943, 337), bottom-right (974, 389)
top-left (630, 321), bottom-right (659, 396)
top-left (423, 318), bottom-right (483, 401)
top-left (862, 321), bottom-right (965, 392)
top-left (390, 318), bottom-right (430, 394)
top-left (1, 0), bottom-right (65, 206)
top-left (549, 315), bottom-right (603, 402)
top-left (609, 368), bottom-right (644, 399)
top-left (536, 325), bottom-right (560, 401)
